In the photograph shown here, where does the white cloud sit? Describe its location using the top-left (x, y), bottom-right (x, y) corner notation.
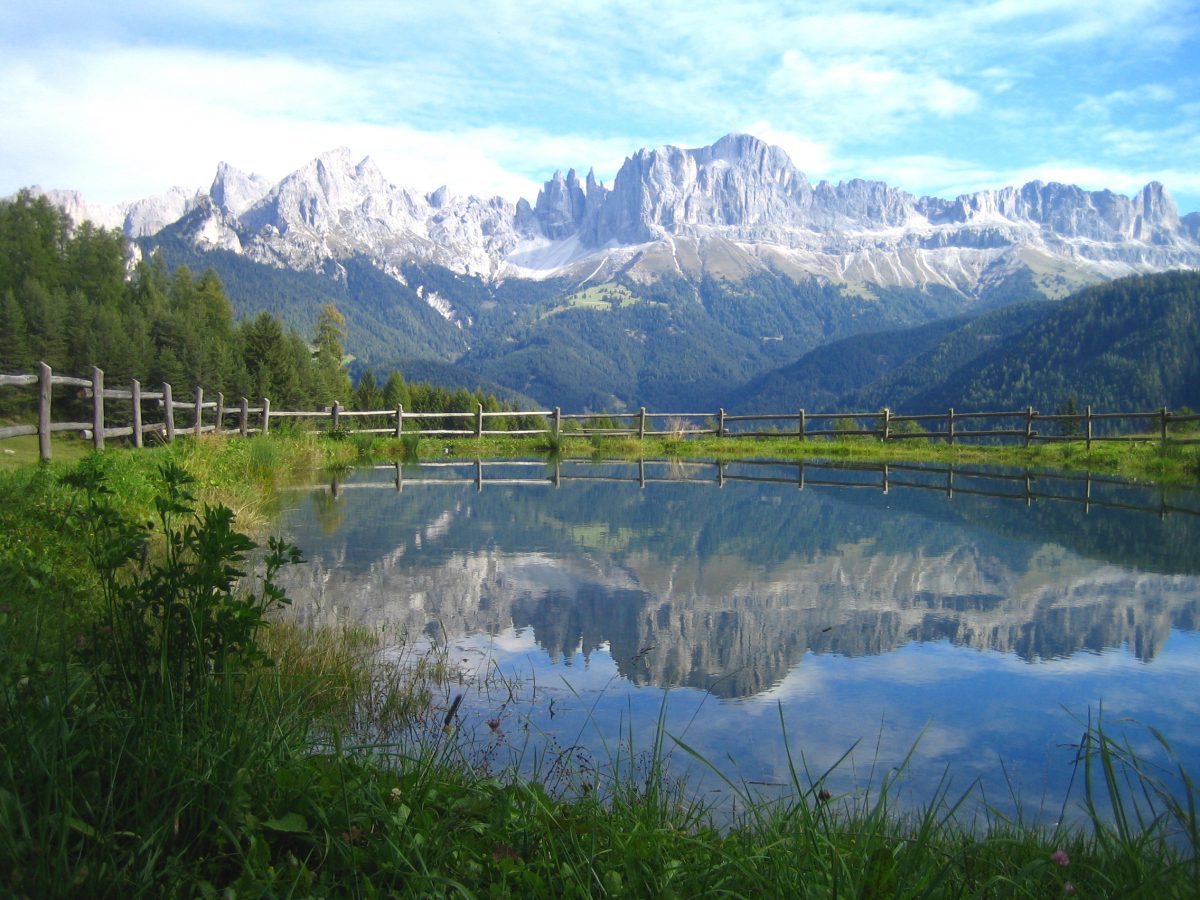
top-left (768, 51), bottom-right (978, 130)
top-left (2, 0), bottom-right (1197, 212)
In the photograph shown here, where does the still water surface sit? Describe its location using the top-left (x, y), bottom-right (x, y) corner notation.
top-left (273, 459), bottom-right (1200, 820)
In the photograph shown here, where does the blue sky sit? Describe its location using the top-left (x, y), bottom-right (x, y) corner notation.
top-left (3, 0), bottom-right (1199, 214)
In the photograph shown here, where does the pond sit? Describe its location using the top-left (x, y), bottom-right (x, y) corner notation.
top-left (271, 458), bottom-right (1200, 823)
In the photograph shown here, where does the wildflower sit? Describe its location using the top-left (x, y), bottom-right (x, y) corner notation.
top-left (818, 789), bottom-right (832, 803)
top-left (1063, 882), bottom-right (1076, 895)
top-left (1050, 849), bottom-right (1070, 867)
top-left (390, 787), bottom-right (402, 803)
top-left (487, 718), bottom-right (501, 732)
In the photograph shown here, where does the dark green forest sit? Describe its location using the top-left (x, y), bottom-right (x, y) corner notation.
top-left (730, 271), bottom-right (1200, 415)
top-left (906, 270), bottom-right (1200, 412)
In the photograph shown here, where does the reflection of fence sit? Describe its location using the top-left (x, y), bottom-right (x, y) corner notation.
top-left (315, 458), bottom-right (1200, 520)
top-left (5, 363), bottom-right (1200, 462)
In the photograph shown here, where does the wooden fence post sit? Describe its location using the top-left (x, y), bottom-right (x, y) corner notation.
top-left (553, 407), bottom-right (561, 438)
top-left (798, 409), bottom-right (806, 440)
top-left (163, 382), bottom-right (175, 441)
top-left (239, 397), bottom-right (249, 437)
top-left (718, 408), bottom-right (725, 437)
top-left (131, 379), bottom-right (143, 448)
top-left (37, 361), bottom-right (52, 462)
top-left (395, 403), bottom-right (403, 438)
top-left (638, 407), bottom-right (647, 439)
top-left (1085, 404), bottom-right (1092, 451)
top-left (1024, 406), bottom-right (1034, 448)
top-left (92, 367), bottom-right (105, 450)
top-left (882, 407), bottom-right (891, 442)
top-left (476, 402), bottom-right (484, 438)
top-left (193, 386), bottom-right (203, 438)
top-left (1161, 406), bottom-right (1169, 447)
top-left (261, 397), bottom-right (270, 435)
top-left (215, 392), bottom-right (224, 436)
top-left (947, 408), bottom-right (955, 445)
top-left (331, 400), bottom-right (340, 432)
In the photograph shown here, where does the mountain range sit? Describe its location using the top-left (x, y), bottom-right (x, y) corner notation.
top-left (30, 134), bottom-right (1200, 411)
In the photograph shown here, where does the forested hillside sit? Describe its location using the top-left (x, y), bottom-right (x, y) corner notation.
top-left (903, 270), bottom-right (1200, 412)
top-left (722, 316), bottom-right (971, 413)
top-left (722, 271), bottom-right (1200, 414)
top-left (144, 223), bottom-right (471, 365)
top-left (842, 300), bottom-right (1061, 411)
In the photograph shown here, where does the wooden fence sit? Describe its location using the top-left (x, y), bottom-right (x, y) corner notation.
top-left (3, 363), bottom-right (1199, 462)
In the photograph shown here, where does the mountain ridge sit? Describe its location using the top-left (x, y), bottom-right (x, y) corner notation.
top-left (29, 133), bottom-right (1200, 303)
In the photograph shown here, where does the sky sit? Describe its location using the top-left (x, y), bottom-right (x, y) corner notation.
top-left (2, 0), bottom-right (1199, 215)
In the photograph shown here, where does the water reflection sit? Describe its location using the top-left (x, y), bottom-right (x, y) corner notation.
top-left (274, 460), bottom-right (1200, 698)
top-left (271, 459), bottom-right (1200, 818)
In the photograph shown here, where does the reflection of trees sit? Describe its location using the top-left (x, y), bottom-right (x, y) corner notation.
top-left (273, 468), bottom-right (1200, 699)
top-left (310, 487), bottom-right (346, 535)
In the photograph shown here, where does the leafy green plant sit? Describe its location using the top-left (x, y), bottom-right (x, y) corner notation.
top-left (64, 458), bottom-right (301, 712)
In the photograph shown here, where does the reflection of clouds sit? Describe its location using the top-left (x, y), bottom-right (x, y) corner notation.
top-left (436, 630), bottom-right (1200, 825)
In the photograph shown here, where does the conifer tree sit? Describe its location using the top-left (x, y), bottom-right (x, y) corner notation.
top-left (313, 303), bottom-right (352, 403)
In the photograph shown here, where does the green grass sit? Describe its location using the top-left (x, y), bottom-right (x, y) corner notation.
top-left (565, 284), bottom-right (639, 310)
top-left (0, 432), bottom-right (92, 470)
top-left (1, 434), bottom-right (1198, 895)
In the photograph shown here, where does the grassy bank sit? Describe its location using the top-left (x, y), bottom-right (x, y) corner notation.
top-left (2, 433), bottom-right (1198, 896)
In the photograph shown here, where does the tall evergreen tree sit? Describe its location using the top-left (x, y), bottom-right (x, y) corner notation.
top-left (382, 370), bottom-right (410, 408)
top-left (313, 303), bottom-right (352, 403)
top-left (0, 289), bottom-right (33, 372)
top-left (353, 368), bottom-right (383, 411)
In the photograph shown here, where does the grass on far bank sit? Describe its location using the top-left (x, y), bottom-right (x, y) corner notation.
top-left (360, 428), bottom-right (1200, 486)
top-left (1, 431), bottom-right (1199, 896)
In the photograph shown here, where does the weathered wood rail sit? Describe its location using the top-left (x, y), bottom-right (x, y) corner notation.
top-left (3, 363), bottom-right (1199, 462)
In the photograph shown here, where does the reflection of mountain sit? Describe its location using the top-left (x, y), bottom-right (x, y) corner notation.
top-left (273, 466), bottom-right (1200, 698)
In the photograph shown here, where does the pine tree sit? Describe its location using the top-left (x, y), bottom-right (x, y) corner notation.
top-left (354, 368), bottom-right (382, 411)
top-left (0, 289), bottom-right (33, 373)
top-left (382, 370), bottom-right (410, 408)
top-left (312, 304), bottom-right (352, 404)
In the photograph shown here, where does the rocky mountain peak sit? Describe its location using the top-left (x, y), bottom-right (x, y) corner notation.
top-left (209, 162), bottom-right (272, 218)
top-left (534, 168), bottom-right (588, 240)
top-left (589, 132), bottom-right (818, 245)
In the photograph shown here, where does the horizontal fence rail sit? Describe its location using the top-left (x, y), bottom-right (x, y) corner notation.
top-left (300, 458), bottom-right (1200, 520)
top-left (3, 363), bottom-right (1199, 462)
